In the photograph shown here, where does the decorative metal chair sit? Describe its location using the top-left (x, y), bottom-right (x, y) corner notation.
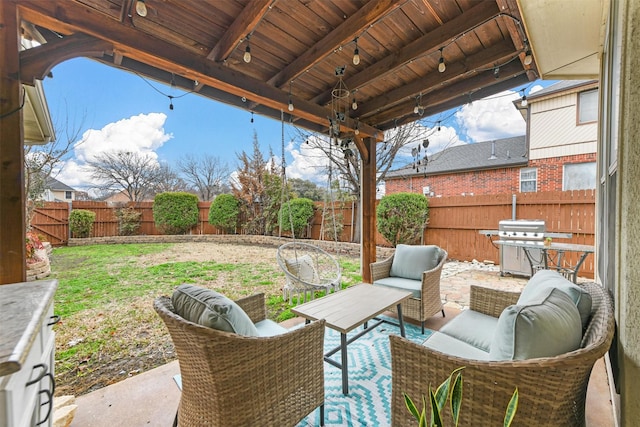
top-left (154, 293), bottom-right (325, 426)
top-left (276, 241), bottom-right (342, 304)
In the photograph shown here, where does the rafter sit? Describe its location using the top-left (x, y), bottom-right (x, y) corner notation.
top-left (267, 0), bottom-right (403, 88)
top-left (16, 0), bottom-right (382, 139)
top-left (312, 0), bottom-right (500, 106)
top-left (207, 0), bottom-right (272, 62)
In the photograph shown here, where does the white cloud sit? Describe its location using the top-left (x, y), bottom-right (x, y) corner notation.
top-left (285, 137), bottom-right (331, 184)
top-left (455, 90), bottom-right (526, 142)
top-left (393, 123), bottom-right (465, 166)
top-left (55, 113), bottom-right (173, 191)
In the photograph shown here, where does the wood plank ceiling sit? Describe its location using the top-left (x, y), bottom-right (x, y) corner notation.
top-left (16, 0), bottom-right (536, 142)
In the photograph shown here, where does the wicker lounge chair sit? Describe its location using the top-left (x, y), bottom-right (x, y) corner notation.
top-left (370, 246), bottom-right (447, 334)
top-left (154, 293), bottom-right (325, 426)
top-left (277, 241), bottom-right (342, 304)
top-left (389, 282), bottom-right (615, 427)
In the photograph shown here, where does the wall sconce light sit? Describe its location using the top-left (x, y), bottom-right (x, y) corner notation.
top-left (438, 47), bottom-right (446, 73)
top-left (353, 37), bottom-right (360, 65)
top-left (135, 0), bottom-right (147, 17)
top-left (243, 35), bottom-right (252, 63)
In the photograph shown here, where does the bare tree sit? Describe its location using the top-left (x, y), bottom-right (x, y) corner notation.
top-left (151, 163), bottom-right (187, 195)
top-left (295, 121), bottom-right (432, 242)
top-left (177, 154), bottom-right (230, 201)
top-left (87, 151), bottom-right (161, 202)
top-left (24, 109), bottom-right (85, 228)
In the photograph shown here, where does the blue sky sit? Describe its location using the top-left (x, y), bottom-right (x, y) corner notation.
top-left (43, 57), bottom-right (553, 193)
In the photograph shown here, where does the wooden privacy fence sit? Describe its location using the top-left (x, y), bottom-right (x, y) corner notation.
top-left (32, 190), bottom-right (595, 276)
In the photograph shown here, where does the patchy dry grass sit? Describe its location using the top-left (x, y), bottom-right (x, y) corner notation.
top-left (49, 242), bottom-right (362, 396)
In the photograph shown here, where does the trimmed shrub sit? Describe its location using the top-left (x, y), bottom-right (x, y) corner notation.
top-left (208, 194), bottom-right (239, 233)
top-left (279, 198), bottom-right (315, 237)
top-left (153, 192), bottom-right (199, 235)
top-left (69, 209), bottom-right (96, 238)
top-left (116, 207), bottom-right (142, 236)
top-left (376, 192), bottom-right (429, 246)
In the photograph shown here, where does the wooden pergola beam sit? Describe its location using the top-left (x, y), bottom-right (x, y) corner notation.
top-left (16, 0), bottom-right (382, 139)
top-left (360, 136), bottom-right (377, 283)
top-left (267, 0), bottom-right (402, 88)
top-left (0, 0), bottom-right (26, 284)
top-left (208, 0), bottom-right (273, 62)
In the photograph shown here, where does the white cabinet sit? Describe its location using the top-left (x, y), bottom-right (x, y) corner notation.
top-left (0, 280), bottom-right (58, 427)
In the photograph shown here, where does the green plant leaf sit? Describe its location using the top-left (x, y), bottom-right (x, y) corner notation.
top-left (429, 388), bottom-right (443, 427)
top-left (450, 371), bottom-right (464, 426)
top-left (420, 395), bottom-right (427, 427)
top-left (404, 393), bottom-right (421, 421)
top-left (504, 387), bottom-right (519, 427)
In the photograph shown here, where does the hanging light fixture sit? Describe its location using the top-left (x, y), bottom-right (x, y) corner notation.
top-left (135, 0), bottom-right (148, 17)
top-left (243, 35), bottom-right (252, 63)
top-left (524, 49), bottom-right (533, 66)
top-left (494, 67), bottom-right (500, 79)
top-left (414, 93), bottom-right (424, 115)
top-left (330, 65), bottom-right (349, 141)
top-left (352, 37), bottom-right (360, 66)
top-left (438, 47), bottom-right (446, 73)
top-left (288, 81), bottom-right (294, 112)
top-left (351, 91), bottom-right (358, 110)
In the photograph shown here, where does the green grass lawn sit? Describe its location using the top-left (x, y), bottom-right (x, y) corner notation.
top-left (49, 242), bottom-right (362, 396)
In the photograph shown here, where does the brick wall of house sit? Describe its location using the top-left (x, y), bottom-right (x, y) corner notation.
top-left (385, 153), bottom-right (597, 197)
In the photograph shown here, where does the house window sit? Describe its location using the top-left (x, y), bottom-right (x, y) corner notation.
top-left (65, 191), bottom-right (72, 199)
top-left (578, 89), bottom-right (598, 124)
top-left (520, 168), bottom-right (537, 192)
top-left (563, 162), bottom-right (596, 190)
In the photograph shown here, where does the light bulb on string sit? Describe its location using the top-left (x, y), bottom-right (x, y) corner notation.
top-left (353, 38), bottom-right (360, 65)
top-left (352, 98), bottom-right (358, 110)
top-left (438, 48), bottom-right (446, 73)
top-left (250, 111), bottom-right (254, 123)
top-left (524, 50), bottom-right (533, 66)
top-left (168, 96), bottom-right (174, 110)
top-left (135, 0), bottom-right (147, 17)
top-left (288, 81), bottom-right (294, 111)
top-left (521, 94), bottom-right (528, 107)
top-left (243, 35), bottom-right (251, 63)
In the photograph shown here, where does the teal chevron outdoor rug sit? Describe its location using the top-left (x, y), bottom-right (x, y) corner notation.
top-left (297, 317), bottom-right (432, 427)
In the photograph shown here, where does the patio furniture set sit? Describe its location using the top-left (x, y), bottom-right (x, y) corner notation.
top-left (154, 243), bottom-right (614, 426)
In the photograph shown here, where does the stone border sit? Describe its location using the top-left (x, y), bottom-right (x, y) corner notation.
top-left (68, 235), bottom-right (396, 259)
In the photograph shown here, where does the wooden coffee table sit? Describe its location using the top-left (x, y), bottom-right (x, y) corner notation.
top-left (292, 284), bottom-right (412, 395)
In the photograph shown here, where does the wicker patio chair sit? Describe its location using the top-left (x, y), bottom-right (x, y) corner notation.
top-left (389, 282), bottom-right (615, 427)
top-left (154, 293), bottom-right (326, 427)
top-left (276, 241), bottom-right (342, 304)
top-left (370, 247), bottom-right (447, 334)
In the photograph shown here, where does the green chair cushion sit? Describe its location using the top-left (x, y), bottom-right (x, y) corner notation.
top-left (519, 269), bottom-right (592, 329)
top-left (439, 310), bottom-right (499, 353)
top-left (422, 331), bottom-right (491, 361)
top-left (255, 319), bottom-right (289, 337)
top-left (171, 284), bottom-right (259, 337)
top-left (489, 287), bottom-right (582, 361)
top-left (390, 244), bottom-right (440, 281)
top-left (373, 277), bottom-right (422, 298)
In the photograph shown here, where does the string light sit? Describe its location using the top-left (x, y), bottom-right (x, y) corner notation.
top-left (520, 89), bottom-right (528, 107)
top-left (352, 37), bottom-right (360, 65)
top-left (352, 97), bottom-right (358, 110)
top-left (250, 111), bottom-right (254, 123)
top-left (494, 67), bottom-right (500, 79)
top-left (243, 35), bottom-right (252, 63)
top-left (168, 96), bottom-right (174, 110)
top-left (524, 49), bottom-right (533, 66)
top-left (135, 0), bottom-right (147, 17)
top-left (438, 47), bottom-right (446, 73)
top-left (288, 81), bottom-right (294, 112)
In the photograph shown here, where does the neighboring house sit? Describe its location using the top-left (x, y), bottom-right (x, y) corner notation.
top-left (102, 190), bottom-right (132, 204)
top-left (42, 177), bottom-right (76, 202)
top-left (384, 80), bottom-right (598, 197)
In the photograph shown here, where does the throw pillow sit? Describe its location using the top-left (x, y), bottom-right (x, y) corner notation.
top-left (285, 254), bottom-right (319, 283)
top-left (489, 287), bottom-right (582, 361)
top-left (171, 284), bottom-right (259, 336)
top-left (519, 269), bottom-right (592, 329)
top-left (390, 244), bottom-right (440, 280)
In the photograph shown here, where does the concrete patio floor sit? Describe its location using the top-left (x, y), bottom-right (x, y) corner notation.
top-left (68, 265), bottom-right (615, 426)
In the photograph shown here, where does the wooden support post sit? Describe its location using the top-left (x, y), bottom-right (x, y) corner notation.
top-left (0, 1), bottom-right (27, 284)
top-left (360, 136), bottom-right (376, 283)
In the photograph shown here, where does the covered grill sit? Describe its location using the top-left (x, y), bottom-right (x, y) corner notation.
top-left (498, 219), bottom-right (545, 277)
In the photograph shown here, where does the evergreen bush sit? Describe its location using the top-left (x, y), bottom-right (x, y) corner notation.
top-left (153, 192), bottom-right (199, 235)
top-left (208, 194), bottom-right (239, 233)
top-left (116, 207), bottom-right (142, 236)
top-left (377, 192), bottom-right (429, 246)
top-left (69, 209), bottom-right (96, 238)
top-left (279, 198), bottom-right (315, 237)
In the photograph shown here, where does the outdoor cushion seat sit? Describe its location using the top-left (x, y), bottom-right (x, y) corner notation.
top-left (371, 245), bottom-right (447, 334)
top-left (390, 270), bottom-right (615, 427)
top-left (154, 288), bottom-right (326, 426)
